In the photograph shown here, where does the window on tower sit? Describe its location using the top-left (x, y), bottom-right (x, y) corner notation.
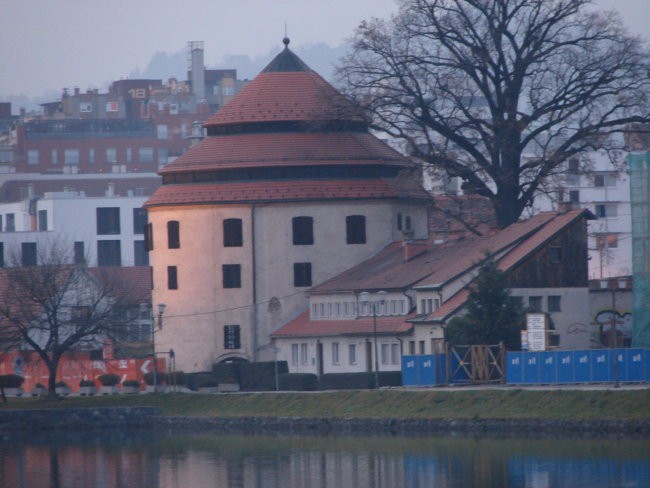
top-left (346, 215), bottom-right (366, 244)
top-left (223, 218), bottom-right (243, 247)
top-left (292, 216), bottom-right (314, 245)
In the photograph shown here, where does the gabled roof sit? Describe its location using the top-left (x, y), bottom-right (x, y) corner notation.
top-left (312, 209), bottom-right (590, 294)
top-left (274, 209), bottom-right (592, 337)
top-left (272, 311), bottom-right (415, 338)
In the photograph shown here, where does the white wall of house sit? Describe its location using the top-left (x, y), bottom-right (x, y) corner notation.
top-left (274, 335), bottom-right (404, 375)
top-left (0, 192), bottom-right (148, 267)
top-left (512, 287), bottom-right (591, 350)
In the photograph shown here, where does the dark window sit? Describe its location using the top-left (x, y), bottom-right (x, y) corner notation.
top-left (292, 216), bottom-right (314, 245)
top-left (568, 158), bottom-right (579, 173)
top-left (223, 218), bottom-right (243, 247)
top-left (569, 190), bottom-right (580, 203)
top-left (96, 208), bottom-right (120, 235)
top-left (144, 223), bottom-right (153, 251)
top-left (528, 296), bottom-right (543, 311)
top-left (0, 242), bottom-right (4, 267)
top-left (6, 213), bottom-right (14, 232)
top-left (548, 296), bottom-right (562, 312)
top-left (548, 246), bottom-right (562, 264)
top-left (346, 215), bottom-right (366, 244)
top-left (167, 221), bottom-right (180, 249)
top-left (222, 264), bottom-right (241, 288)
top-left (97, 240), bottom-right (121, 266)
top-left (133, 208), bottom-right (148, 234)
top-left (167, 266), bottom-right (178, 290)
top-left (134, 241), bottom-right (148, 266)
top-left (21, 242), bottom-right (37, 266)
top-left (397, 213), bottom-right (402, 231)
top-left (405, 216), bottom-right (412, 231)
top-left (38, 210), bottom-right (47, 231)
top-left (293, 262), bottom-right (312, 287)
top-left (74, 241), bottom-right (85, 264)
top-left (224, 324), bottom-right (241, 349)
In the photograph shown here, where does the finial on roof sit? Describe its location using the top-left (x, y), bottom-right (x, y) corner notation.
top-left (283, 22), bottom-right (290, 48)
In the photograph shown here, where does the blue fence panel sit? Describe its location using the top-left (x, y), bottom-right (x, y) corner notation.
top-left (522, 352), bottom-right (540, 384)
top-left (539, 351), bottom-right (557, 384)
top-left (506, 352), bottom-right (524, 384)
top-left (622, 349), bottom-right (645, 382)
top-left (417, 355), bottom-right (437, 386)
top-left (646, 350), bottom-right (650, 381)
top-left (401, 356), bottom-right (418, 386)
top-left (556, 350), bottom-right (575, 383)
top-left (574, 350), bottom-right (591, 383)
top-left (590, 350), bottom-right (612, 382)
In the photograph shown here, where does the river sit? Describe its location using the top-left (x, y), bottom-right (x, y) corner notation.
top-left (1, 429), bottom-right (649, 487)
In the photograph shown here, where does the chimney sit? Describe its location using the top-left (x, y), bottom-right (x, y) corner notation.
top-left (106, 182), bottom-right (115, 197)
top-left (402, 237), bottom-right (427, 263)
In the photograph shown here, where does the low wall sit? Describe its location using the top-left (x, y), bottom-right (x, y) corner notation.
top-left (0, 406), bottom-right (160, 431)
top-left (156, 416), bottom-right (650, 437)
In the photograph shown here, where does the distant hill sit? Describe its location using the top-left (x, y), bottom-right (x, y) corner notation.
top-left (130, 42), bottom-right (348, 83)
top-left (3, 42), bottom-right (348, 115)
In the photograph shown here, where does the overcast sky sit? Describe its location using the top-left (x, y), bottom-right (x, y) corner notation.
top-left (1, 0), bottom-right (648, 99)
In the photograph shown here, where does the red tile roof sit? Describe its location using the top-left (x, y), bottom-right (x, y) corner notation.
top-left (312, 209), bottom-right (590, 302)
top-left (145, 177), bottom-right (429, 207)
top-left (160, 132), bottom-right (409, 174)
top-left (272, 311), bottom-right (415, 338)
top-left (0, 178), bottom-right (160, 203)
top-left (205, 71), bottom-right (364, 127)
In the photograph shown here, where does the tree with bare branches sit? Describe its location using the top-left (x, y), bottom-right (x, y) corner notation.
top-left (338, 0), bottom-right (650, 227)
top-left (0, 242), bottom-right (146, 396)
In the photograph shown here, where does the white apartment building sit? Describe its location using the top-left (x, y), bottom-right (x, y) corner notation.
top-left (0, 182), bottom-right (151, 267)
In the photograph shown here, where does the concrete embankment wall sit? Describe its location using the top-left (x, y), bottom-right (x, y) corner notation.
top-left (0, 407), bottom-right (160, 431)
top-left (0, 409), bottom-right (648, 436)
top-left (157, 416), bottom-right (650, 437)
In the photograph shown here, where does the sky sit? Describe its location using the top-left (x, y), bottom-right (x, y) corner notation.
top-left (1, 0), bottom-right (648, 100)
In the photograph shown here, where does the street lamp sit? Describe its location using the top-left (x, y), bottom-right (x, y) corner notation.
top-left (599, 279), bottom-right (626, 388)
top-left (359, 291), bottom-right (387, 389)
top-left (153, 303), bottom-right (166, 392)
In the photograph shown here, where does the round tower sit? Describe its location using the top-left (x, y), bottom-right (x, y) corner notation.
top-left (145, 40), bottom-right (430, 372)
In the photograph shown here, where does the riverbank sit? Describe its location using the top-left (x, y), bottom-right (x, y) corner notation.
top-left (1, 387), bottom-right (649, 436)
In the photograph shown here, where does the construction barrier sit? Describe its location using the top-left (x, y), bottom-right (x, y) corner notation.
top-left (506, 348), bottom-right (649, 385)
top-left (0, 350), bottom-right (165, 392)
top-left (401, 354), bottom-right (447, 386)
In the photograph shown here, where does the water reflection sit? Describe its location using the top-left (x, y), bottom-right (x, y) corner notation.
top-left (1, 429), bottom-right (649, 488)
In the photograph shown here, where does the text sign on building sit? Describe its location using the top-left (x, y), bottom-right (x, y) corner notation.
top-left (526, 313), bottom-right (547, 352)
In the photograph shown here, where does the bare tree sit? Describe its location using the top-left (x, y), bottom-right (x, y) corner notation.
top-left (0, 241), bottom-right (144, 396)
top-left (338, 0), bottom-right (650, 227)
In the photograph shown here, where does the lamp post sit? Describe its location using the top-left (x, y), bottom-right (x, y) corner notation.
top-left (359, 291), bottom-right (387, 389)
top-left (153, 303), bottom-right (166, 392)
top-left (599, 280), bottom-right (626, 388)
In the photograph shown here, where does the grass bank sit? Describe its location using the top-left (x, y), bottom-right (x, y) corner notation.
top-left (2, 388), bottom-right (649, 421)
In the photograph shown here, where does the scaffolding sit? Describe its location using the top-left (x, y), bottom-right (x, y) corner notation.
top-left (628, 152), bottom-right (650, 348)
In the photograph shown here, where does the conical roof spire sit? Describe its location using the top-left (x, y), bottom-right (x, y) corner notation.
top-left (261, 37), bottom-right (311, 73)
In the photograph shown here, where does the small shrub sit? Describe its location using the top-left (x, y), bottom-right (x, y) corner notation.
top-left (79, 379), bottom-right (95, 388)
top-left (55, 381), bottom-right (68, 388)
top-left (35, 383), bottom-right (45, 389)
top-left (169, 371), bottom-right (186, 386)
top-left (98, 374), bottom-right (120, 386)
top-left (278, 373), bottom-right (318, 391)
top-left (143, 372), bottom-right (168, 385)
top-left (239, 361), bottom-right (288, 391)
top-left (122, 380), bottom-right (140, 388)
top-left (212, 363), bottom-right (241, 384)
top-left (0, 374), bottom-right (24, 388)
top-left (196, 375), bottom-right (219, 388)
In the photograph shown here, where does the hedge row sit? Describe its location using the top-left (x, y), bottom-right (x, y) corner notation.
top-left (189, 366), bottom-right (403, 392)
